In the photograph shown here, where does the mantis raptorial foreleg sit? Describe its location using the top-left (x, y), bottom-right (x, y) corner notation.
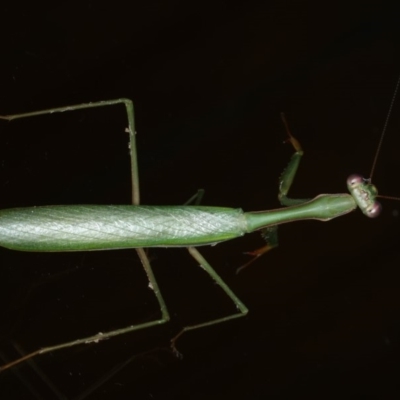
top-left (278, 112), bottom-right (310, 207)
top-left (238, 113), bottom-right (308, 273)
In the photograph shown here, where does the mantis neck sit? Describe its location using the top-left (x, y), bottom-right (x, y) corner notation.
top-left (245, 194), bottom-right (356, 232)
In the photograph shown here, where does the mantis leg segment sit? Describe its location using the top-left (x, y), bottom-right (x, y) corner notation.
top-left (237, 226), bottom-right (279, 274)
top-left (170, 247), bottom-right (248, 356)
top-left (278, 113), bottom-right (310, 207)
top-left (0, 249), bottom-right (170, 372)
top-left (242, 112), bottom-right (309, 270)
top-left (0, 98), bottom-right (139, 205)
top-left (135, 248), bottom-right (170, 324)
top-left (0, 99), bottom-right (171, 372)
top-left (183, 189), bottom-right (205, 205)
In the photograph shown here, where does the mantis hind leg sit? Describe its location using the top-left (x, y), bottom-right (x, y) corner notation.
top-left (0, 99), bottom-right (171, 371)
top-left (124, 99), bottom-right (171, 340)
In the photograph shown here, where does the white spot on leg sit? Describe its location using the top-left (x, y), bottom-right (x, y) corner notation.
top-left (85, 332), bottom-right (106, 344)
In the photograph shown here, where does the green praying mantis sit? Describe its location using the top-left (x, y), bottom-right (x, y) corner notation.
top-left (0, 80), bottom-right (398, 372)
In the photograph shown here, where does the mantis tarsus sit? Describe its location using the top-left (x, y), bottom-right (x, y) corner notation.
top-left (0, 88), bottom-right (396, 372)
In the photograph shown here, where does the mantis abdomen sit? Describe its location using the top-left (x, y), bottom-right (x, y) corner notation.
top-left (0, 205), bottom-right (247, 252)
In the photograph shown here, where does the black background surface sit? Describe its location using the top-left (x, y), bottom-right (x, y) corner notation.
top-left (1, 2), bottom-right (400, 399)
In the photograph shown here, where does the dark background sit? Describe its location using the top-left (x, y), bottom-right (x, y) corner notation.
top-left (1, 1), bottom-right (400, 399)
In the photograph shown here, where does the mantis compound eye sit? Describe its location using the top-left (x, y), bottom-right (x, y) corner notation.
top-left (346, 174), bottom-right (364, 187)
top-left (365, 201), bottom-right (382, 218)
